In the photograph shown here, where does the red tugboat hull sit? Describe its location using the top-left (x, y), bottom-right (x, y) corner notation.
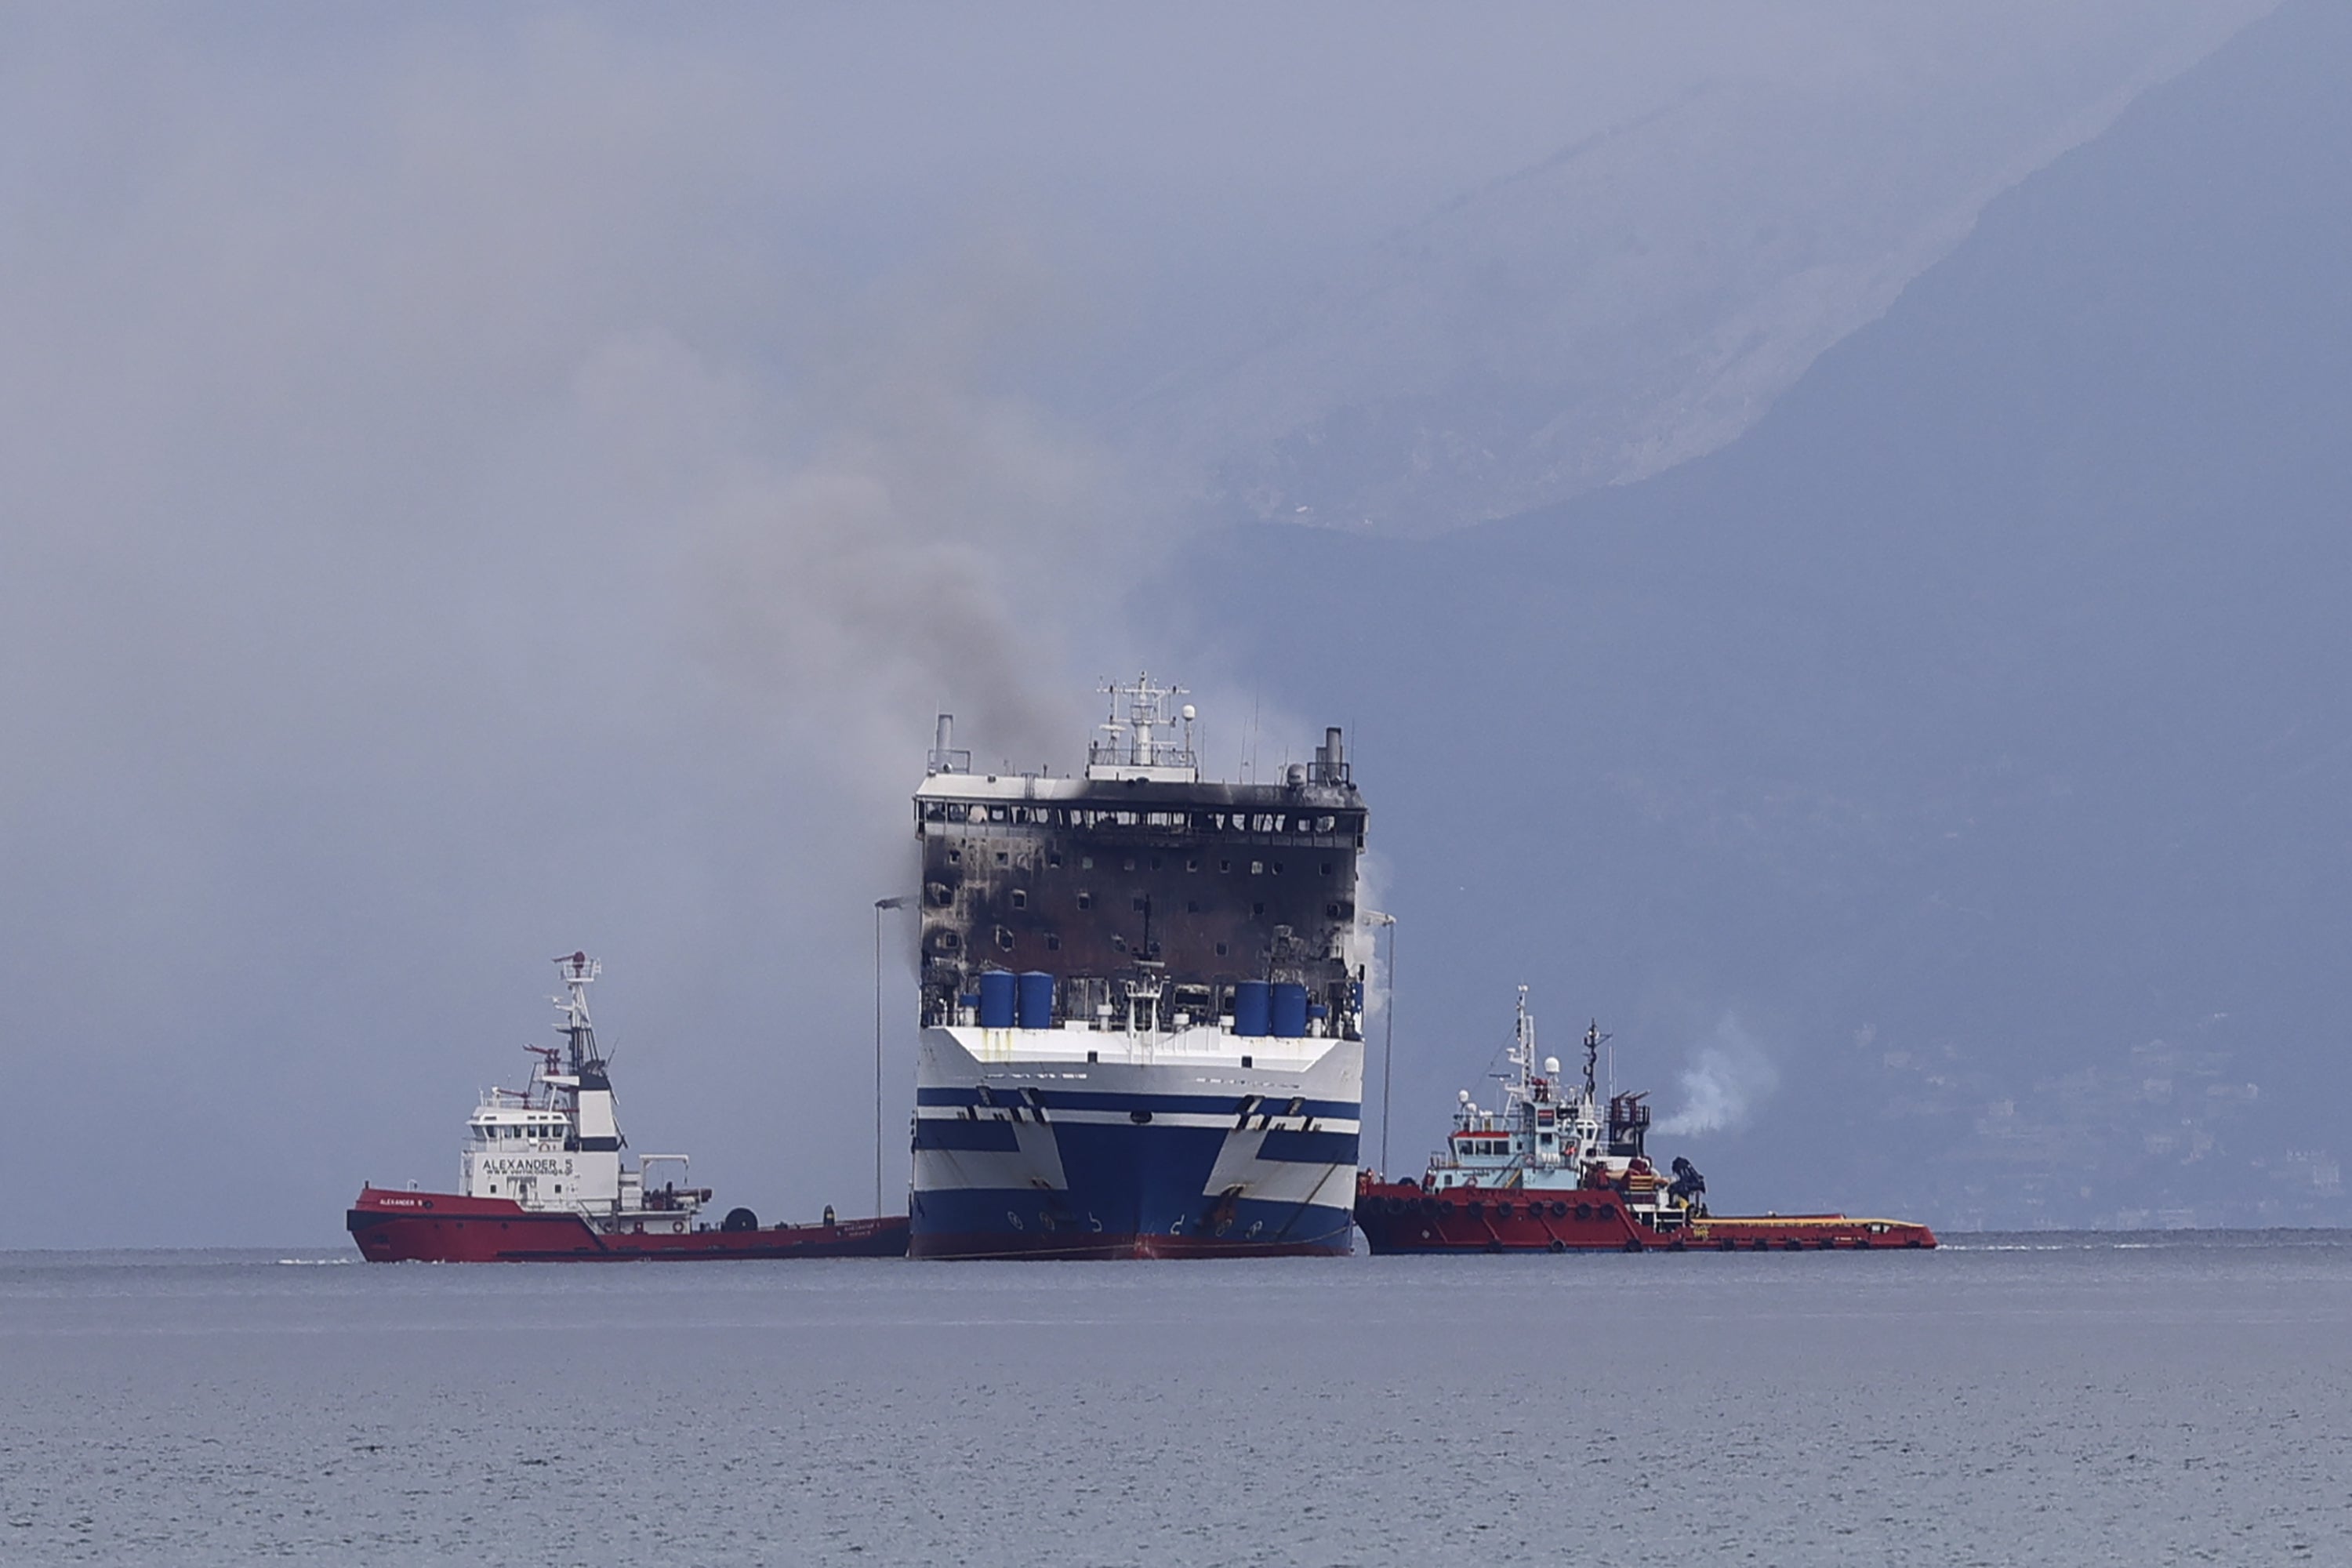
top-left (1352, 1179), bottom-right (1936, 1254)
top-left (347, 1187), bottom-right (909, 1262)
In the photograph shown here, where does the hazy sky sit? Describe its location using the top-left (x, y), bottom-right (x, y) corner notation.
top-left (0, 2), bottom-right (2280, 1244)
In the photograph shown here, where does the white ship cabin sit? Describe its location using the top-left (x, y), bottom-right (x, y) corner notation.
top-left (1421, 991), bottom-right (1709, 1226)
top-left (456, 956), bottom-right (712, 1234)
top-left (1428, 1078), bottom-right (1595, 1194)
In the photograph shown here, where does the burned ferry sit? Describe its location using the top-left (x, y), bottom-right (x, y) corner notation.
top-left (907, 675), bottom-right (1367, 1258)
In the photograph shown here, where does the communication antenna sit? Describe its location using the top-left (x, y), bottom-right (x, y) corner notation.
top-left (1581, 1018), bottom-right (1611, 1103)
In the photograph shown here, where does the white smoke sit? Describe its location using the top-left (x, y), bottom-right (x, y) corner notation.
top-left (1350, 849), bottom-right (1396, 1023)
top-left (1655, 1013), bottom-right (1781, 1136)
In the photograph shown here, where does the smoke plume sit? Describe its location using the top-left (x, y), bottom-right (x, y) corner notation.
top-left (1655, 1013), bottom-right (1781, 1136)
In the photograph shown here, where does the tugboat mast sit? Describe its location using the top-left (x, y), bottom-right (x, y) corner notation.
top-left (553, 950), bottom-right (604, 1080)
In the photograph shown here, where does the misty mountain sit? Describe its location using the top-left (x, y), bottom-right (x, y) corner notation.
top-left (1127, 2), bottom-right (2273, 537)
top-left (1178, 0), bottom-right (2352, 1227)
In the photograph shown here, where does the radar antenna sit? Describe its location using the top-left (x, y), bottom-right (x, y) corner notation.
top-left (552, 950), bottom-right (604, 1076)
top-left (1582, 1018), bottom-right (1610, 1103)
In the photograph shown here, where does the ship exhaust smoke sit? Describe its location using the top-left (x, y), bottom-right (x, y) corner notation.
top-left (1655, 1013), bottom-right (1780, 1136)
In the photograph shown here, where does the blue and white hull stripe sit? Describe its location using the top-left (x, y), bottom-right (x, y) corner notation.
top-left (909, 1025), bottom-right (1363, 1258)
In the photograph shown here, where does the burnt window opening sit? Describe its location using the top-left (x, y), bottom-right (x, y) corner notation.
top-left (1009, 890), bottom-right (1028, 909)
top-left (1045, 935), bottom-right (1062, 951)
top-left (996, 851), bottom-right (1008, 866)
top-left (1112, 935), bottom-right (1128, 952)
top-left (1219, 859), bottom-right (1232, 873)
top-left (1326, 902), bottom-right (1341, 918)
top-left (1147, 941), bottom-right (1162, 958)
top-left (1214, 942), bottom-right (1229, 956)
top-left (938, 931), bottom-right (961, 950)
top-left (948, 849), bottom-right (961, 864)
top-left (995, 927), bottom-right (1014, 952)
top-left (1076, 892), bottom-right (1093, 910)
top-left (1185, 900), bottom-right (1199, 914)
top-left (1131, 896), bottom-right (1147, 913)
top-left (1186, 857), bottom-right (1198, 872)
top-left (1047, 853), bottom-right (1062, 869)
top-left (1252, 902), bottom-right (1266, 917)
top-left (927, 884), bottom-right (953, 906)
top-left (1272, 862), bottom-right (1283, 876)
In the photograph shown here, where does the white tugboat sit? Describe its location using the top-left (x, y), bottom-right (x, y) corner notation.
top-left (348, 953), bottom-right (909, 1261)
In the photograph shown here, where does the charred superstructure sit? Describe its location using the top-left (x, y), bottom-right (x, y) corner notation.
top-left (907, 676), bottom-right (1370, 1259)
top-left (916, 678), bottom-right (1367, 1040)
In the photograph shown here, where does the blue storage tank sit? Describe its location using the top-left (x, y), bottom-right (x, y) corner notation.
top-left (977, 971), bottom-right (1017, 1029)
top-left (1232, 980), bottom-right (1272, 1038)
top-left (1016, 971), bottom-right (1054, 1030)
top-left (1271, 982), bottom-right (1309, 1038)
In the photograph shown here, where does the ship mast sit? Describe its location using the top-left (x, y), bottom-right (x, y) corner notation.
top-left (554, 950), bottom-right (604, 1079)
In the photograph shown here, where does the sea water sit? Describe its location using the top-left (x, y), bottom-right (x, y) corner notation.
top-left (2, 1233), bottom-right (2347, 1565)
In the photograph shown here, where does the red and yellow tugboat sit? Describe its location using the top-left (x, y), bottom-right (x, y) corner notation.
top-left (348, 953), bottom-right (909, 1262)
top-left (1354, 989), bottom-right (1934, 1254)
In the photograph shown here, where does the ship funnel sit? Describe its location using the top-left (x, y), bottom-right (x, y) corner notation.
top-left (928, 713), bottom-right (970, 775)
top-left (1313, 727), bottom-right (1348, 785)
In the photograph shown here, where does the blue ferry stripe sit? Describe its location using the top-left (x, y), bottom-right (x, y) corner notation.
top-left (910, 1117), bottom-right (1022, 1152)
top-left (915, 1085), bottom-right (1358, 1120)
top-left (1256, 1127), bottom-right (1360, 1165)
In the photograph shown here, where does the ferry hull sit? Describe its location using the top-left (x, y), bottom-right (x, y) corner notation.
top-left (347, 1187), bottom-right (909, 1262)
top-left (909, 1027), bottom-right (1362, 1261)
top-left (1352, 1180), bottom-right (1936, 1254)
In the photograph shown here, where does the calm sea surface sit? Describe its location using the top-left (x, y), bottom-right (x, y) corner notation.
top-left (3, 1232), bottom-right (2347, 1566)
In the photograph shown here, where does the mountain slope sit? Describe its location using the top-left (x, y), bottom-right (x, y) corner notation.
top-left (1175, 0), bottom-right (2352, 1227)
